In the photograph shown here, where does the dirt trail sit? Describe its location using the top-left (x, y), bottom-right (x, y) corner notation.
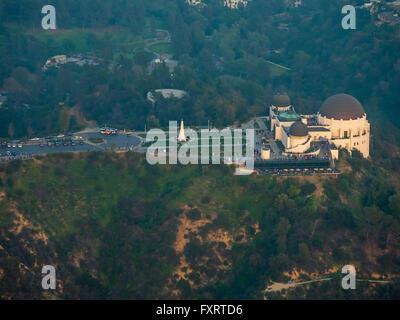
top-left (264, 277), bottom-right (391, 295)
top-left (265, 278), bottom-right (333, 293)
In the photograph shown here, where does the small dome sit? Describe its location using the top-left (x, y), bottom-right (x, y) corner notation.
top-left (290, 121), bottom-right (308, 137)
top-left (319, 94), bottom-right (365, 120)
top-left (273, 94), bottom-right (291, 107)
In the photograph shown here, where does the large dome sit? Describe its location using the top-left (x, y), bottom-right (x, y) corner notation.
top-left (273, 94), bottom-right (291, 107)
top-left (289, 121), bottom-right (308, 137)
top-left (319, 94), bottom-right (365, 120)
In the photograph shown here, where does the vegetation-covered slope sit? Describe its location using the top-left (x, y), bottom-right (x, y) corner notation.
top-left (1, 150), bottom-right (400, 299)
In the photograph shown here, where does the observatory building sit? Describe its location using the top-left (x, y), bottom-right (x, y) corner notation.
top-left (269, 93), bottom-right (370, 159)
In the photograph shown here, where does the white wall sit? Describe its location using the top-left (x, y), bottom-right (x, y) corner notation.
top-left (285, 136), bottom-right (311, 153)
top-left (317, 114), bottom-right (370, 158)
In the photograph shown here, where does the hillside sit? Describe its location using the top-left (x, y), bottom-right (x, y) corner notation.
top-left (0, 150), bottom-right (400, 299)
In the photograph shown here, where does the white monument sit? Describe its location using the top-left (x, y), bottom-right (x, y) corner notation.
top-left (178, 119), bottom-right (186, 142)
top-left (261, 147), bottom-right (271, 160)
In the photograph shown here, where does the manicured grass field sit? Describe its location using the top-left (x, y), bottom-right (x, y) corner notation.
top-left (18, 25), bottom-right (145, 60)
top-left (88, 137), bottom-right (104, 144)
top-left (265, 60), bottom-right (291, 78)
top-left (148, 42), bottom-right (173, 55)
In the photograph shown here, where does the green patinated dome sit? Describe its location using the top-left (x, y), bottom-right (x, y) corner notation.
top-left (278, 111), bottom-right (301, 122)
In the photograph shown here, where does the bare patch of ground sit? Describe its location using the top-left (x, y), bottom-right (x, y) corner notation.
top-left (171, 204), bottom-right (258, 295)
top-left (283, 266), bottom-right (339, 281)
top-left (70, 105), bottom-right (98, 127)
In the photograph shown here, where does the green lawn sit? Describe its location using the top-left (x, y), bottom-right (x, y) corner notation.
top-left (22, 25), bottom-right (145, 60)
top-left (148, 42), bottom-right (173, 55)
top-left (88, 137), bottom-right (105, 144)
top-left (265, 60), bottom-right (291, 78)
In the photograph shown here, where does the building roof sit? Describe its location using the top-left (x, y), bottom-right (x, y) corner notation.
top-left (308, 127), bottom-right (330, 132)
top-left (289, 121), bottom-right (308, 137)
top-left (273, 93), bottom-right (291, 107)
top-left (147, 89), bottom-right (188, 103)
top-left (278, 111), bottom-right (301, 122)
top-left (319, 94), bottom-right (365, 120)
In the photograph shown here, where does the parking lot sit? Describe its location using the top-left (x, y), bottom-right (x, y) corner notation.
top-left (0, 130), bottom-right (141, 162)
